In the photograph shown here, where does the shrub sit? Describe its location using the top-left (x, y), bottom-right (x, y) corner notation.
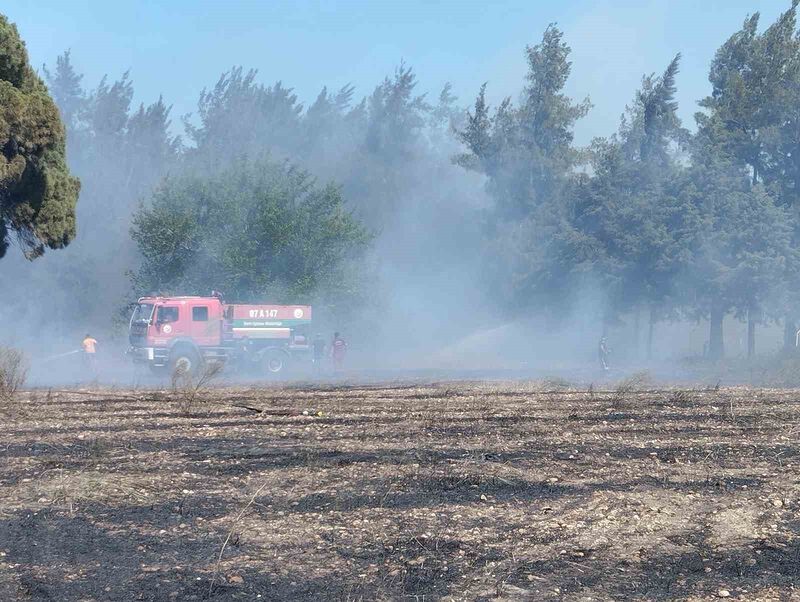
top-left (0, 346), bottom-right (28, 401)
top-left (170, 361), bottom-right (222, 414)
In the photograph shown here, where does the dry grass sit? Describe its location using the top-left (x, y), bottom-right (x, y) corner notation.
top-left (170, 361), bottom-right (223, 414)
top-left (610, 369), bottom-right (652, 408)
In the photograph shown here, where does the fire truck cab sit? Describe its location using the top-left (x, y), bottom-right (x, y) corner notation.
top-left (128, 294), bottom-right (311, 375)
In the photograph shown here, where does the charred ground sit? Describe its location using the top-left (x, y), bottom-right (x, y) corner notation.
top-left (0, 380), bottom-right (799, 601)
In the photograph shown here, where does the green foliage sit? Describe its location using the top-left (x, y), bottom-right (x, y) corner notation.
top-left (41, 50), bottom-right (83, 130)
top-left (692, 3), bottom-right (800, 354)
top-left (0, 14), bottom-right (80, 259)
top-left (174, 59), bottom-right (485, 349)
top-left (455, 25), bottom-right (592, 315)
top-left (449, 13), bottom-right (800, 363)
top-left (698, 6), bottom-right (800, 188)
top-left (561, 139), bottom-right (699, 324)
top-left (457, 25), bottom-right (591, 220)
top-left (637, 54), bottom-right (688, 166)
top-left (682, 155), bottom-right (794, 321)
top-left (185, 67), bottom-right (301, 172)
top-left (1, 49), bottom-right (180, 339)
top-left (577, 55), bottom-right (694, 325)
top-left (130, 158), bottom-right (371, 317)
top-left (365, 62), bottom-right (429, 160)
top-left (12, 11), bottom-right (800, 361)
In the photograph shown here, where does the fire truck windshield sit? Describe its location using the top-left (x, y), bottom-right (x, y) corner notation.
top-left (131, 303), bottom-right (155, 324)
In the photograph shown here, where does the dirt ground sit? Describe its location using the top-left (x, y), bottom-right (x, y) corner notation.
top-left (1, 378), bottom-right (799, 601)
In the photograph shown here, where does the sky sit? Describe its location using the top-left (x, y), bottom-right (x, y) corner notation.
top-left (4, 0), bottom-right (788, 144)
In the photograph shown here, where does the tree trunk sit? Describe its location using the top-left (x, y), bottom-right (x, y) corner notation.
top-left (709, 304), bottom-right (725, 361)
top-left (784, 316), bottom-right (796, 354)
top-left (747, 306), bottom-right (757, 360)
top-left (647, 306), bottom-right (656, 361)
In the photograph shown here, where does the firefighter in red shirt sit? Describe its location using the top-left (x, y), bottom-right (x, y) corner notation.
top-left (331, 332), bottom-right (347, 371)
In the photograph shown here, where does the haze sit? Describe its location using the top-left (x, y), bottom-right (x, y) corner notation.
top-left (5, 0), bottom-right (785, 145)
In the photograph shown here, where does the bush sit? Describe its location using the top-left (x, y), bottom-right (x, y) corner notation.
top-left (0, 346), bottom-right (28, 401)
top-left (170, 362), bottom-right (222, 414)
top-left (611, 370), bottom-right (652, 407)
top-left (130, 158), bottom-right (372, 316)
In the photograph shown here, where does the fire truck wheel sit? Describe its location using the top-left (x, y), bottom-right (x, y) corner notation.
top-left (263, 349), bottom-right (287, 374)
top-left (170, 348), bottom-right (201, 377)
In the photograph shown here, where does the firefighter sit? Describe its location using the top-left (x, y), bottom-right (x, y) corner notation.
top-left (312, 333), bottom-right (326, 373)
top-left (331, 332), bottom-right (347, 371)
top-left (599, 336), bottom-right (611, 371)
top-left (82, 333), bottom-right (99, 379)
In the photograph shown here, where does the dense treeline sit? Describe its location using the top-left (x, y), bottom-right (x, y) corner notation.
top-left (0, 45), bottom-right (482, 345)
top-left (459, 7), bottom-right (800, 359)
top-left (4, 4), bottom-right (800, 360)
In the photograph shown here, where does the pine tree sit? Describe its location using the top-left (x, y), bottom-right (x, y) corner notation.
top-left (125, 96), bottom-right (180, 197)
top-left (457, 25), bottom-right (590, 221)
top-left (454, 25), bottom-right (590, 313)
top-left (185, 67), bottom-right (302, 171)
top-left (0, 14), bottom-right (80, 259)
top-left (42, 50), bottom-right (84, 133)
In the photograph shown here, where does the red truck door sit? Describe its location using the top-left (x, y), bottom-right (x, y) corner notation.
top-left (187, 300), bottom-right (223, 346)
top-left (154, 304), bottom-right (184, 339)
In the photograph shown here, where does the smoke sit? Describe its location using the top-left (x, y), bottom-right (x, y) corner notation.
top-left (0, 54), bottom-right (495, 382)
top-left (3, 23), bottom-right (778, 387)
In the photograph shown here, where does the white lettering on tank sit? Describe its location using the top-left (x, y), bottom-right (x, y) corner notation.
top-left (249, 309), bottom-right (278, 318)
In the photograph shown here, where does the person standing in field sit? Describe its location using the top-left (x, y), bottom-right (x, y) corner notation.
top-left (598, 336), bottom-right (611, 371)
top-left (331, 332), bottom-right (347, 371)
top-left (82, 333), bottom-right (98, 380)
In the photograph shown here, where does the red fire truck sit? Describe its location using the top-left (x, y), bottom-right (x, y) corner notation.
top-left (127, 293), bottom-right (311, 375)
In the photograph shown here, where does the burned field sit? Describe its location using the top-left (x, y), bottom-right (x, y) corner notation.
top-left (1, 381), bottom-right (799, 601)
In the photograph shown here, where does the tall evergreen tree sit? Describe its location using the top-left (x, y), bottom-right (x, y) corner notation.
top-left (0, 14), bottom-right (80, 259)
top-left (455, 25), bottom-right (590, 313)
top-left (457, 25), bottom-right (590, 220)
top-left (185, 67), bottom-right (302, 171)
top-left (125, 97), bottom-right (181, 197)
top-left (628, 55), bottom-right (690, 356)
top-left (41, 50), bottom-right (84, 133)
